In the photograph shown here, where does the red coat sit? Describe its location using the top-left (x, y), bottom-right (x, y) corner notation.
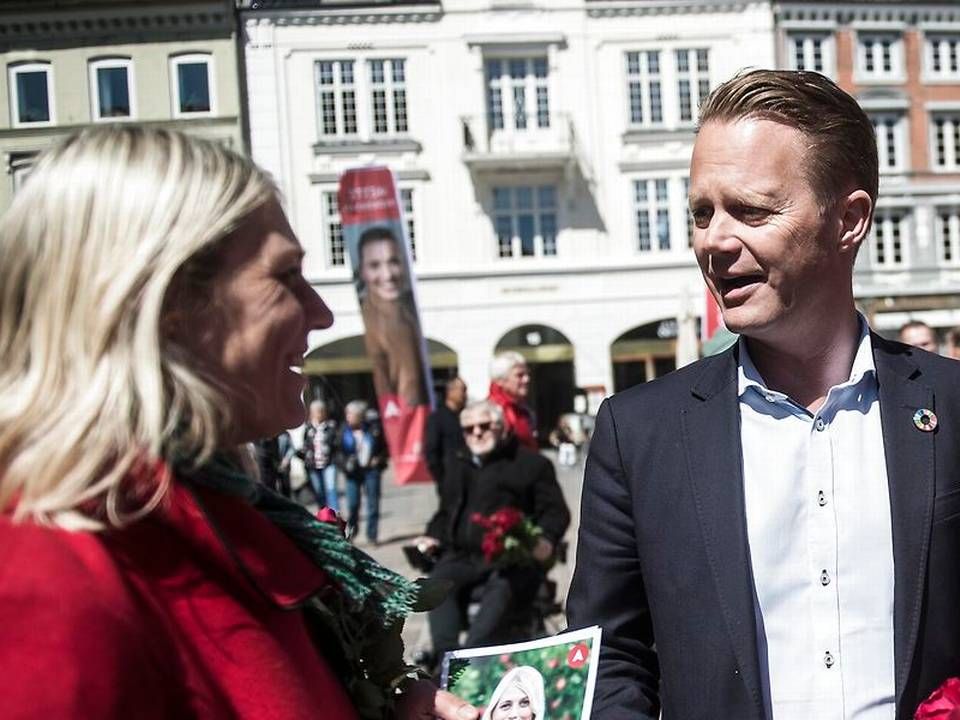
top-left (488, 382), bottom-right (538, 450)
top-left (0, 478), bottom-right (359, 719)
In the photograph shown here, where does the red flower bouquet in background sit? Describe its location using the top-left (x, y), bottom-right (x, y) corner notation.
top-left (916, 678), bottom-right (960, 719)
top-left (471, 506), bottom-right (543, 566)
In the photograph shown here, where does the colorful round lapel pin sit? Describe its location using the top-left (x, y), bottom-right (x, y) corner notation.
top-left (913, 408), bottom-right (938, 432)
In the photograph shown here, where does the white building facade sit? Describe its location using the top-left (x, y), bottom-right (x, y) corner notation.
top-left (239, 0), bottom-right (776, 430)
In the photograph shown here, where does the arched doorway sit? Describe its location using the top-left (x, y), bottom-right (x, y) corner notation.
top-left (610, 319), bottom-right (679, 393)
top-left (494, 325), bottom-right (575, 446)
top-left (304, 336), bottom-right (459, 418)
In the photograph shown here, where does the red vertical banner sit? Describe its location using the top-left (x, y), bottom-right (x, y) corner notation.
top-left (338, 167), bottom-right (433, 485)
top-left (702, 286), bottom-right (724, 343)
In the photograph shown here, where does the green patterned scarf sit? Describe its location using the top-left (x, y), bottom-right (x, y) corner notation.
top-left (178, 452), bottom-right (447, 719)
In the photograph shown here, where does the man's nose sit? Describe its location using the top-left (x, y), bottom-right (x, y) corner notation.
top-left (305, 290), bottom-right (334, 330)
top-left (699, 212), bottom-right (742, 256)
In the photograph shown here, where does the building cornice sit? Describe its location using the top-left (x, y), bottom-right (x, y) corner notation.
top-left (240, 3), bottom-right (442, 25)
top-left (0, 115), bottom-right (240, 142)
top-left (586, 1), bottom-right (754, 19)
top-left (0, 2), bottom-right (234, 49)
top-left (775, 3), bottom-right (960, 27)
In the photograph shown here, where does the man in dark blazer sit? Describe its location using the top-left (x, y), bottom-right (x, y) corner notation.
top-left (567, 69), bottom-right (960, 719)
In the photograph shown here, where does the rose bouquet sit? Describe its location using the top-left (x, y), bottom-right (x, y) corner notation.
top-left (916, 678), bottom-right (960, 719)
top-left (471, 506), bottom-right (544, 566)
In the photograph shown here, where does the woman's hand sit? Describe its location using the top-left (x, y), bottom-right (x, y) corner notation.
top-left (396, 679), bottom-right (478, 720)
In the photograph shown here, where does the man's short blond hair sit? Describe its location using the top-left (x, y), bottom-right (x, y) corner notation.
top-left (698, 69), bottom-right (878, 213)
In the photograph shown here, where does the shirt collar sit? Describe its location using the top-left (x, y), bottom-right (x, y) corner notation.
top-left (737, 313), bottom-right (876, 400)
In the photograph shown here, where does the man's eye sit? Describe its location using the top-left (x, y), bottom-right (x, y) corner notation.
top-left (737, 205), bottom-right (770, 222)
top-left (690, 208), bottom-right (711, 229)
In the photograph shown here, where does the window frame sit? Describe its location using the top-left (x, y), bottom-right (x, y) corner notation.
top-left (633, 177), bottom-right (674, 254)
top-left (8, 61), bottom-right (55, 128)
top-left (786, 31), bottom-right (835, 76)
top-left (936, 207), bottom-right (960, 266)
top-left (871, 208), bottom-right (908, 268)
top-left (170, 53), bottom-right (217, 119)
top-left (869, 111), bottom-right (908, 174)
top-left (625, 50), bottom-right (664, 129)
top-left (314, 58), bottom-right (359, 139)
top-left (88, 57), bottom-right (136, 122)
top-left (923, 32), bottom-right (960, 82)
top-left (492, 184), bottom-right (559, 260)
top-left (675, 47), bottom-right (710, 126)
top-left (930, 112), bottom-right (960, 172)
top-left (856, 31), bottom-right (905, 83)
top-left (368, 58), bottom-right (409, 136)
top-left (485, 56), bottom-right (551, 134)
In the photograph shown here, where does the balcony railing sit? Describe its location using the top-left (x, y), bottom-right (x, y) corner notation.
top-left (461, 112), bottom-right (576, 171)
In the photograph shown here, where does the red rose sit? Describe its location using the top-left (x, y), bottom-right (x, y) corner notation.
top-left (916, 678), bottom-right (960, 719)
top-left (470, 512), bottom-right (492, 529)
top-left (316, 506), bottom-right (347, 536)
top-left (481, 532), bottom-right (505, 563)
top-left (490, 507), bottom-right (524, 532)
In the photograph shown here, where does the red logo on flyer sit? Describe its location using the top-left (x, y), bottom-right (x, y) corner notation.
top-left (566, 643), bottom-right (589, 669)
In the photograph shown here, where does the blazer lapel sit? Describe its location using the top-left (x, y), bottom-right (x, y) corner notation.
top-left (873, 336), bottom-right (936, 705)
top-left (681, 348), bottom-right (765, 715)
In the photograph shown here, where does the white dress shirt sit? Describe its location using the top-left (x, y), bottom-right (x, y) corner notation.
top-left (738, 319), bottom-right (896, 719)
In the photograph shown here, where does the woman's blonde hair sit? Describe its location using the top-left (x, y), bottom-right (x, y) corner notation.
top-left (0, 125), bottom-right (276, 529)
top-left (481, 665), bottom-right (546, 720)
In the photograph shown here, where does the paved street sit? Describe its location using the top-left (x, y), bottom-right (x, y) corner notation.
top-left (300, 449), bottom-right (586, 664)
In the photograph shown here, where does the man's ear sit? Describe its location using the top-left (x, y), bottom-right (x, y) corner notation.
top-left (836, 189), bottom-right (872, 256)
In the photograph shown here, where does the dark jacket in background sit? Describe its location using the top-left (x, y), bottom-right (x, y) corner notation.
top-left (425, 404), bottom-right (466, 491)
top-left (426, 437), bottom-right (570, 558)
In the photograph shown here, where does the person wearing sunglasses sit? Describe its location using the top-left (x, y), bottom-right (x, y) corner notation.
top-left (413, 400), bottom-right (570, 666)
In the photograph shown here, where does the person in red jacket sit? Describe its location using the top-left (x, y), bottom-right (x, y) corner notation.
top-left (487, 351), bottom-right (538, 450)
top-left (0, 126), bottom-right (476, 720)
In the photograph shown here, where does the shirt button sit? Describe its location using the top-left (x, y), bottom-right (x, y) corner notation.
top-left (817, 490), bottom-right (827, 507)
top-left (824, 651), bottom-right (835, 668)
top-left (820, 570), bottom-right (831, 586)
top-left (815, 417), bottom-right (826, 431)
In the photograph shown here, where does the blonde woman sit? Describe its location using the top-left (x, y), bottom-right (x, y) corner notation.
top-left (0, 127), bottom-right (475, 720)
top-left (482, 666), bottom-right (546, 720)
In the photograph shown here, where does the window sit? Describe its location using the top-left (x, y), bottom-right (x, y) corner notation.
top-left (316, 60), bottom-right (358, 137)
top-left (89, 58), bottom-right (134, 120)
top-left (676, 49), bottom-right (709, 123)
top-left (9, 151), bottom-right (38, 194)
top-left (634, 178), bottom-right (672, 252)
top-left (872, 210), bottom-right (906, 267)
top-left (323, 186), bottom-right (416, 267)
top-left (926, 34), bottom-right (960, 79)
top-left (486, 57), bottom-right (549, 132)
top-left (369, 59), bottom-right (408, 135)
top-left (493, 185), bottom-right (557, 258)
top-left (857, 33), bottom-right (903, 80)
top-left (870, 113), bottom-right (907, 172)
top-left (682, 177), bottom-right (693, 248)
top-left (788, 32), bottom-right (833, 74)
top-left (171, 54), bottom-right (215, 117)
top-left (8, 62), bottom-right (53, 126)
top-left (626, 51), bottom-right (663, 127)
top-left (931, 113), bottom-right (960, 170)
top-left (322, 191), bottom-right (345, 267)
top-left (937, 209), bottom-right (960, 264)
top-left (400, 188), bottom-right (416, 261)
